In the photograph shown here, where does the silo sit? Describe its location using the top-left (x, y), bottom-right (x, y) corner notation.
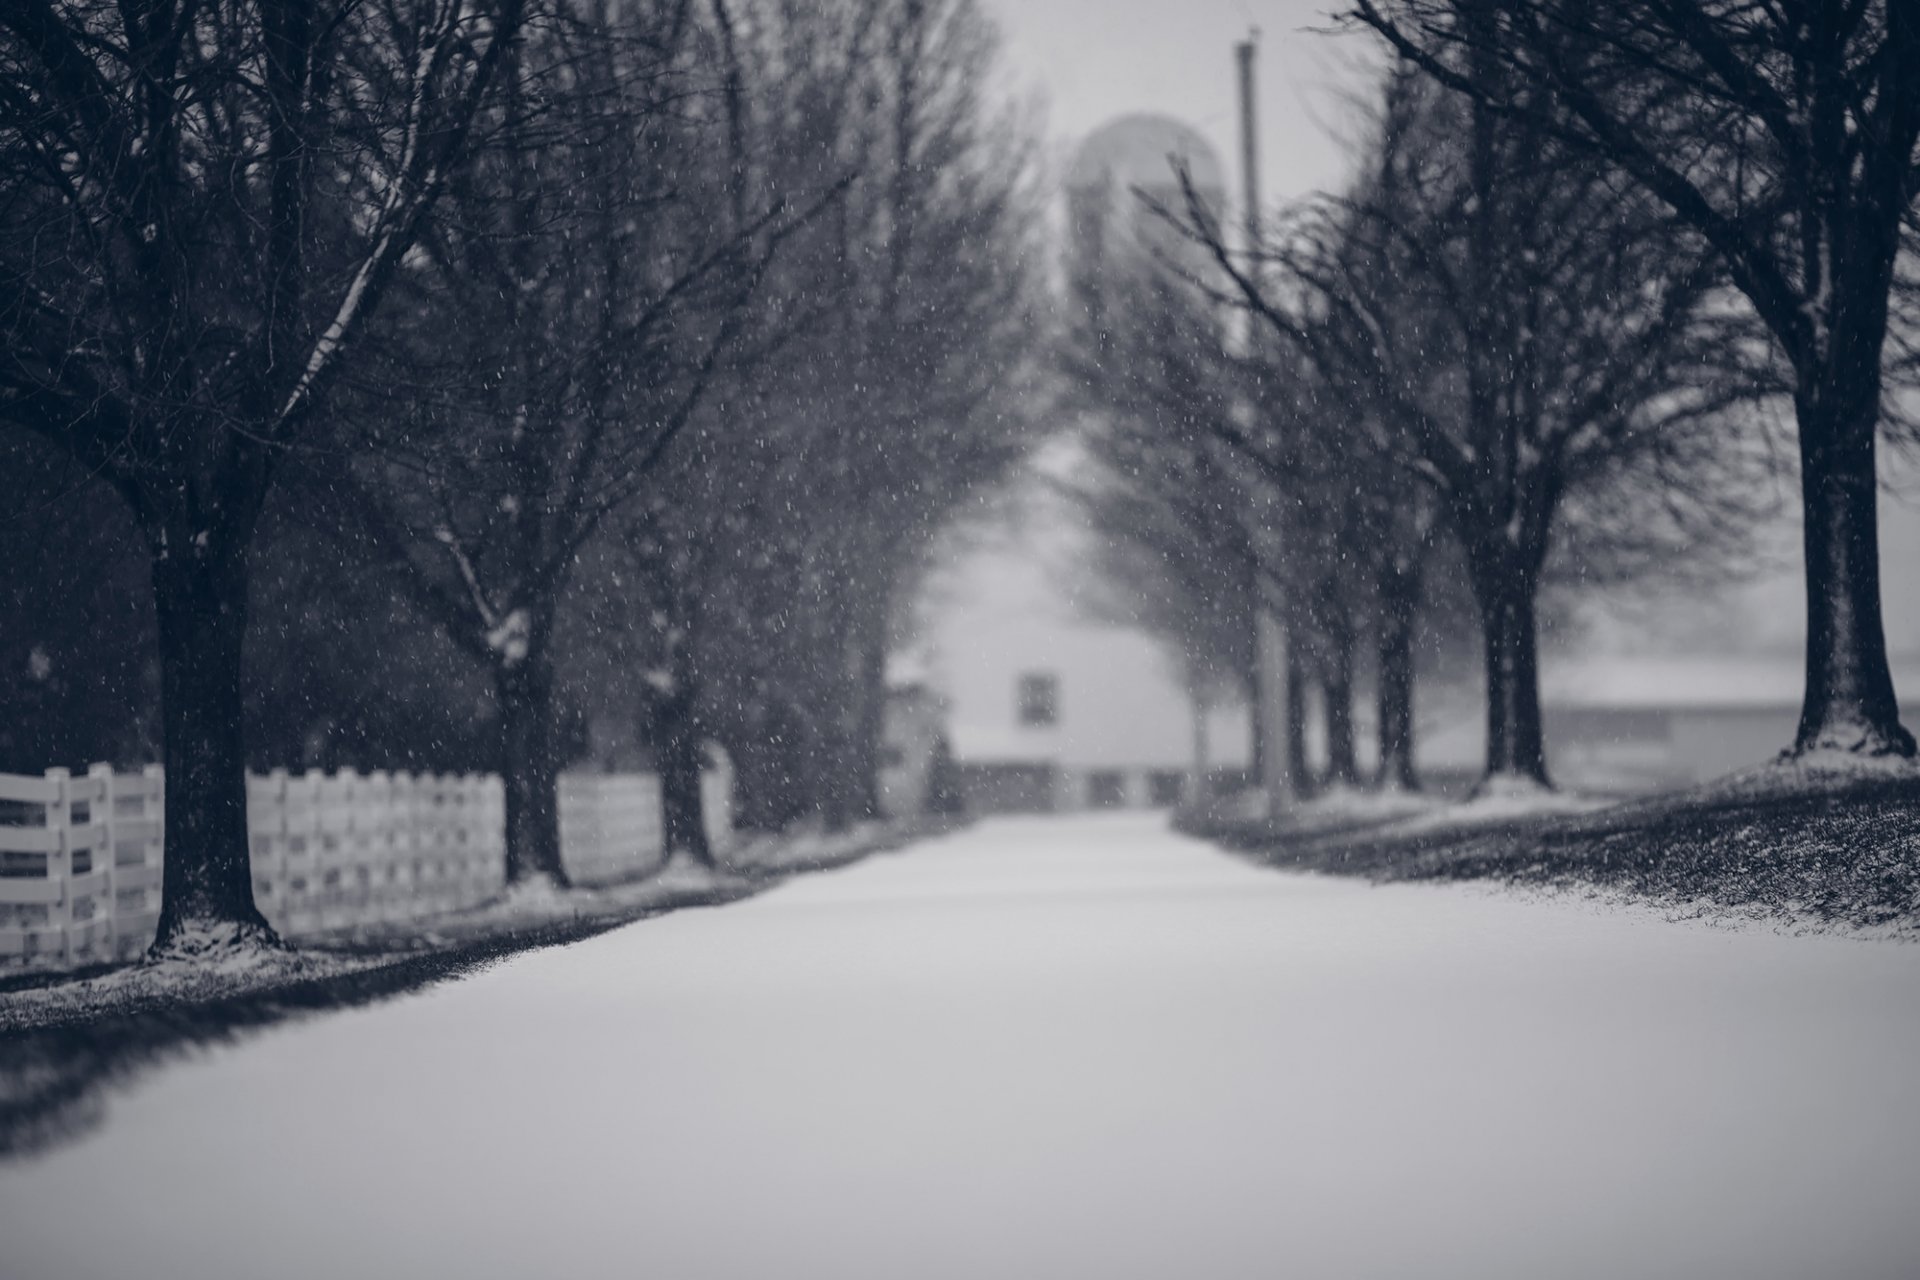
top-left (1065, 114), bottom-right (1227, 283)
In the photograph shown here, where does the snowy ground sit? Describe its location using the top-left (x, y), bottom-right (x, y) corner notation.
top-left (4, 813), bottom-right (1919, 1280)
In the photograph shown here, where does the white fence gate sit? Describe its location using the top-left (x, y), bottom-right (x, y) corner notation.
top-left (1, 762), bottom-right (732, 968)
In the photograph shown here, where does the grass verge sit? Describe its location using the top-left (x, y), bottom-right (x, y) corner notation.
top-left (1185, 770), bottom-right (1920, 936)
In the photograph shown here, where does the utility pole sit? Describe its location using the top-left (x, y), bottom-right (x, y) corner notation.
top-left (1236, 30), bottom-right (1295, 814)
top-left (1237, 37), bottom-right (1260, 249)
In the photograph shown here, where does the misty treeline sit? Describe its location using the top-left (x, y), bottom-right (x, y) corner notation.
top-left (1066, 0), bottom-right (1919, 799)
top-left (0, 0), bottom-right (1041, 953)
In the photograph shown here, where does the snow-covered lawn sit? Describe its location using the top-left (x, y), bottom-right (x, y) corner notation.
top-left (4, 813), bottom-right (1919, 1280)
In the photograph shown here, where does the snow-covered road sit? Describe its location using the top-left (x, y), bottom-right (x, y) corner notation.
top-left (6, 814), bottom-right (1920, 1280)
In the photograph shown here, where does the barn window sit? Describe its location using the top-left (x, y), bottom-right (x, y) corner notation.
top-left (1018, 672), bottom-right (1058, 727)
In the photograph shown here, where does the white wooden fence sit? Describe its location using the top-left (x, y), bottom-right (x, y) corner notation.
top-left (557, 768), bottom-right (732, 886)
top-left (0, 762), bottom-right (732, 968)
top-left (246, 769), bottom-right (507, 935)
top-left (0, 765), bottom-right (159, 967)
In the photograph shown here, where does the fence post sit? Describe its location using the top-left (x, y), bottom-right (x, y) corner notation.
top-left (43, 768), bottom-right (73, 965)
top-left (89, 762), bottom-right (117, 957)
top-left (141, 764), bottom-right (164, 957)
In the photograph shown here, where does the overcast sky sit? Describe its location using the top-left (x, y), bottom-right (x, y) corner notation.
top-left (982, 0), bottom-right (1378, 207)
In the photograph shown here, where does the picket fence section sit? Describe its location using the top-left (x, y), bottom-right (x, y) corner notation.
top-left (246, 769), bottom-right (507, 935)
top-left (0, 763), bottom-right (732, 968)
top-left (557, 767), bottom-right (732, 886)
top-left (0, 765), bottom-right (162, 967)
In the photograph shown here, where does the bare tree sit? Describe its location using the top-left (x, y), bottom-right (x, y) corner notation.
top-left (1175, 59), bottom-right (1751, 791)
top-left (690, 0), bottom-right (1042, 832)
top-left (1351, 0), bottom-right (1920, 763)
top-left (589, 398), bottom-right (794, 867)
top-left (0, 0), bottom-right (524, 953)
top-left (317, 2), bottom-right (804, 887)
top-left (1064, 188), bottom-right (1456, 798)
top-left (1227, 342), bottom-right (1444, 795)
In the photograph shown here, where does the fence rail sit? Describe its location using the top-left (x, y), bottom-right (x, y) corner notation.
top-left (0, 762), bottom-right (731, 968)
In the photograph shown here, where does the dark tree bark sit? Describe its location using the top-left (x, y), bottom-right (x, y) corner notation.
top-left (732, 696), bottom-right (808, 833)
top-left (1245, 556), bottom-right (1266, 782)
top-left (810, 579), bottom-right (861, 834)
top-left (1375, 557), bottom-right (1421, 791)
top-left (644, 542), bottom-right (716, 864)
top-left (792, 708), bottom-right (836, 829)
top-left (150, 532), bottom-right (276, 954)
top-left (810, 716), bottom-right (854, 834)
top-left (730, 744), bottom-right (778, 832)
top-left (729, 740), bottom-right (778, 833)
top-left (818, 720), bottom-right (856, 834)
top-left (658, 696), bottom-right (712, 868)
top-left (1284, 641), bottom-right (1315, 801)
top-left (656, 626), bottom-right (714, 867)
top-left (1467, 546), bottom-right (1549, 789)
top-left (1457, 70), bottom-right (1549, 794)
top-left (495, 636), bottom-right (569, 887)
top-left (849, 591), bottom-right (891, 821)
top-left (1790, 348), bottom-right (1913, 756)
top-left (1319, 589), bottom-right (1360, 788)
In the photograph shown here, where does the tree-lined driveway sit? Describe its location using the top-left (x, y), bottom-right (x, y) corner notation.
top-left (5, 814), bottom-right (1919, 1279)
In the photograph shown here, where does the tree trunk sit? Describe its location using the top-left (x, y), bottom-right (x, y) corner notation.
top-left (819, 722), bottom-right (855, 833)
top-left (1284, 641), bottom-right (1314, 801)
top-left (1375, 560), bottom-right (1421, 792)
top-left (1458, 58), bottom-right (1547, 793)
top-left (793, 705), bottom-right (839, 830)
top-left (1189, 694), bottom-right (1211, 805)
top-left (1789, 368), bottom-right (1913, 757)
top-left (729, 738), bottom-right (780, 833)
top-left (730, 699), bottom-right (804, 833)
top-left (496, 643), bottom-right (569, 887)
top-left (814, 588), bottom-right (860, 834)
top-left (149, 538), bottom-right (278, 956)
top-left (1255, 610), bottom-right (1294, 807)
top-left (849, 598), bottom-right (889, 821)
top-left (1321, 597), bottom-right (1359, 788)
top-left (808, 659), bottom-right (853, 833)
top-left (1470, 551), bottom-right (1549, 790)
top-left (658, 692), bottom-right (712, 868)
top-left (653, 623), bottom-right (714, 866)
top-left (1244, 552), bottom-right (1265, 783)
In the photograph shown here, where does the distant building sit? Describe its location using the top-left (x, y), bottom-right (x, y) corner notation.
top-left (1542, 655), bottom-right (1920, 791)
top-left (926, 523), bottom-right (1250, 814)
